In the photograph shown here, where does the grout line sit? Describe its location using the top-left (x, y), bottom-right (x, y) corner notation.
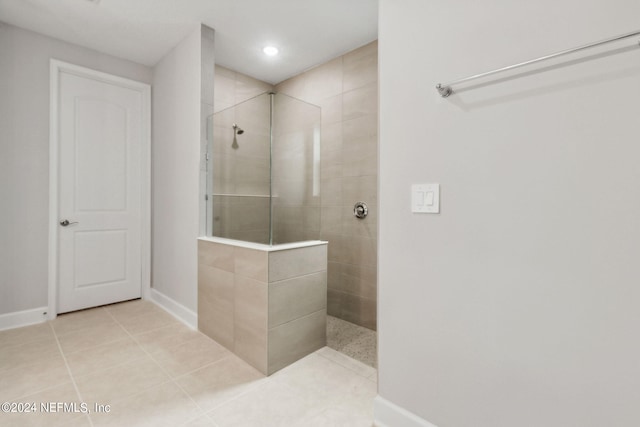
top-left (47, 321), bottom-right (95, 427)
top-left (10, 381), bottom-right (77, 406)
top-left (315, 347), bottom-right (376, 379)
top-left (268, 308), bottom-right (326, 330)
top-left (103, 307), bottom-right (211, 421)
top-left (203, 375), bottom-right (274, 417)
top-left (0, 327), bottom-right (57, 350)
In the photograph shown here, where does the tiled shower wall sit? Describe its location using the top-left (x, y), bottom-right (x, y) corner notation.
top-left (271, 94), bottom-right (322, 244)
top-left (276, 41), bottom-right (378, 330)
top-left (211, 67), bottom-right (274, 243)
top-left (212, 40), bottom-right (378, 330)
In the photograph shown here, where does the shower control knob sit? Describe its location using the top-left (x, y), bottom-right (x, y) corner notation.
top-left (353, 202), bottom-right (368, 219)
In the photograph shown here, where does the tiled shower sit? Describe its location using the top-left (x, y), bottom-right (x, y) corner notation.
top-left (211, 41), bottom-right (378, 331)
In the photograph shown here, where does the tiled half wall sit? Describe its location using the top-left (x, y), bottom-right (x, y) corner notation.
top-left (198, 238), bottom-right (327, 375)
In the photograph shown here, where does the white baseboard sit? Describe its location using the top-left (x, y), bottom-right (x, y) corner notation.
top-left (148, 288), bottom-right (197, 330)
top-left (374, 395), bottom-right (439, 427)
top-left (0, 307), bottom-right (49, 331)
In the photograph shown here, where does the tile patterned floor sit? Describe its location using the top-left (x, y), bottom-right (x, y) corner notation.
top-left (0, 300), bottom-right (376, 427)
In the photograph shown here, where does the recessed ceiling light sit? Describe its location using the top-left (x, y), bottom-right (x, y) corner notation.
top-left (263, 46), bottom-right (279, 56)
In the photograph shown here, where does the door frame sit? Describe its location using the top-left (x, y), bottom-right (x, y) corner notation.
top-left (48, 59), bottom-right (151, 319)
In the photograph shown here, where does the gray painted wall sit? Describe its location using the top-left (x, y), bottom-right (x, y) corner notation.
top-left (378, 1), bottom-right (640, 426)
top-left (152, 25), bottom-right (205, 312)
top-left (0, 23), bottom-right (152, 315)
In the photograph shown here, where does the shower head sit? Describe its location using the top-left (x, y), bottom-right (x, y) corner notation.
top-left (233, 123), bottom-right (244, 135)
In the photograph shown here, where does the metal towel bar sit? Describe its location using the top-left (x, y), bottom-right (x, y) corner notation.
top-left (436, 29), bottom-right (640, 98)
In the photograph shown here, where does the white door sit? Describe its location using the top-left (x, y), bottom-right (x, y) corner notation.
top-left (53, 62), bottom-right (150, 314)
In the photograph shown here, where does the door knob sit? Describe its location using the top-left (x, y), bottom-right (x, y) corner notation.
top-left (60, 219), bottom-right (79, 227)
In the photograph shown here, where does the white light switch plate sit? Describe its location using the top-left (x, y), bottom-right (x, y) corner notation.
top-left (412, 184), bottom-right (439, 213)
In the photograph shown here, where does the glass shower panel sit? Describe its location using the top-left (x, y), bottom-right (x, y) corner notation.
top-left (211, 93), bottom-right (271, 244)
top-left (271, 94), bottom-right (321, 244)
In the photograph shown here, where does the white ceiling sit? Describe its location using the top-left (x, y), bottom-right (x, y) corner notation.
top-left (0, 0), bottom-right (378, 84)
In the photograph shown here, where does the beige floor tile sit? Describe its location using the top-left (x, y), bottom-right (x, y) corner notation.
top-left (294, 372), bottom-right (376, 426)
top-left (181, 414), bottom-right (219, 427)
top-left (3, 382), bottom-right (87, 427)
top-left (149, 334), bottom-right (231, 378)
top-left (315, 346), bottom-right (376, 378)
top-left (64, 337), bottom-right (146, 377)
top-left (103, 299), bottom-right (161, 321)
top-left (294, 405), bottom-right (374, 427)
top-left (50, 307), bottom-right (114, 337)
top-left (0, 413), bottom-right (89, 427)
top-left (74, 354), bottom-right (169, 405)
top-left (271, 353), bottom-right (371, 407)
top-left (56, 322), bottom-right (129, 354)
top-left (116, 309), bottom-right (180, 335)
top-left (61, 415), bottom-right (93, 427)
top-left (0, 322), bottom-right (54, 348)
top-left (90, 381), bottom-right (202, 427)
top-left (208, 380), bottom-right (321, 427)
top-left (0, 339), bottom-right (61, 373)
top-left (0, 356), bottom-right (72, 402)
top-left (133, 323), bottom-right (202, 354)
top-left (175, 355), bottom-right (265, 411)
top-left (0, 300), bottom-right (378, 427)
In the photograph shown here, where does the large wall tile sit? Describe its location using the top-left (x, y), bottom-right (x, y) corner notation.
top-left (321, 121), bottom-right (343, 153)
top-left (268, 310), bottom-right (326, 374)
top-left (320, 206), bottom-right (343, 235)
top-left (343, 83), bottom-right (378, 121)
top-left (320, 177), bottom-right (343, 207)
top-left (327, 289), bottom-right (342, 317)
top-left (342, 235), bottom-right (377, 268)
top-left (321, 148), bottom-right (343, 179)
top-left (319, 94), bottom-right (343, 125)
top-left (269, 245), bottom-right (328, 282)
top-left (342, 114), bottom-right (377, 142)
top-left (234, 275), bottom-right (268, 374)
top-left (274, 73), bottom-right (306, 101)
top-left (342, 175), bottom-right (378, 208)
top-left (234, 321), bottom-right (268, 375)
top-left (341, 263), bottom-right (377, 300)
top-left (300, 57), bottom-right (343, 104)
top-left (198, 240), bottom-right (235, 272)
top-left (269, 272), bottom-right (327, 328)
top-left (343, 207), bottom-right (378, 239)
top-left (198, 264), bottom-right (235, 348)
top-left (320, 232), bottom-right (346, 263)
top-left (343, 41), bottom-right (378, 92)
top-left (340, 294), bottom-right (376, 331)
top-left (235, 72), bottom-right (272, 104)
top-left (234, 247), bottom-right (268, 282)
top-left (214, 67), bottom-right (236, 113)
top-left (342, 148), bottom-right (377, 178)
top-left (234, 275), bottom-right (268, 330)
